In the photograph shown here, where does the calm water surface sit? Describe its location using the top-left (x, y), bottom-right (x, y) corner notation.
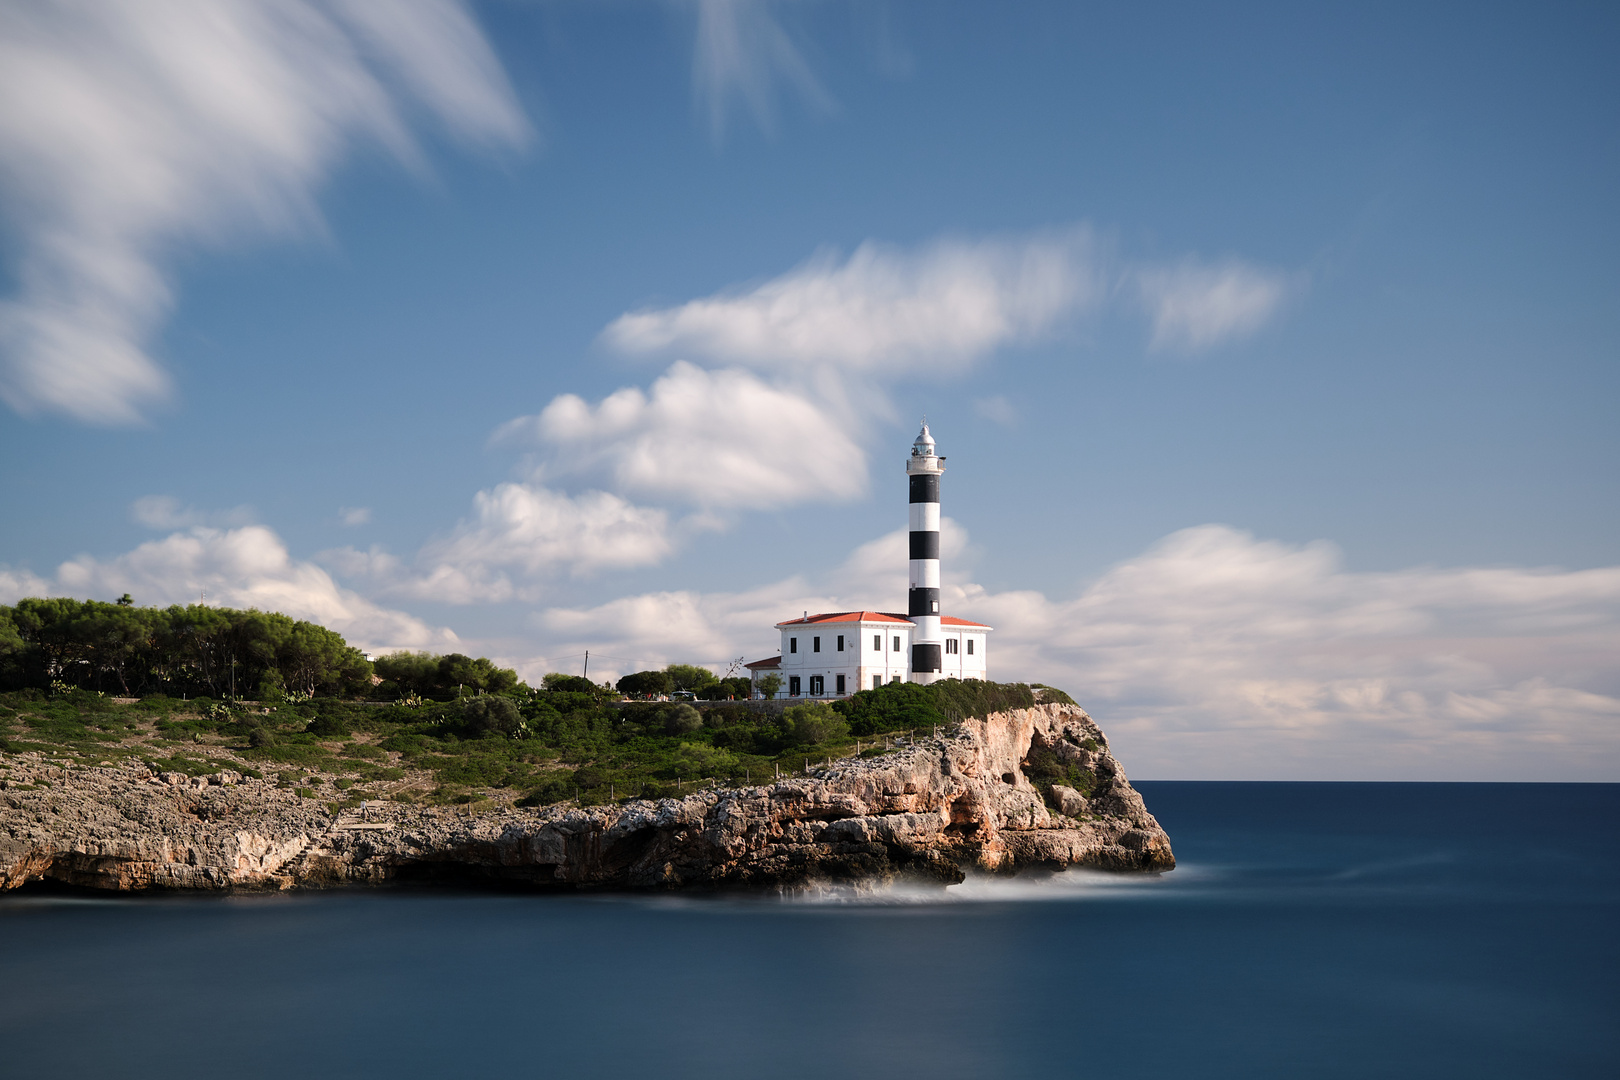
top-left (2, 782), bottom-right (1616, 1078)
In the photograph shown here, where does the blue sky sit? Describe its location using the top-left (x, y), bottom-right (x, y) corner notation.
top-left (1, 0), bottom-right (1616, 779)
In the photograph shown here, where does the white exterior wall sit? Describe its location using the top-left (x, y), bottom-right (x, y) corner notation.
top-left (777, 619), bottom-right (912, 698)
top-left (939, 629), bottom-right (989, 681)
top-left (769, 619), bottom-right (989, 697)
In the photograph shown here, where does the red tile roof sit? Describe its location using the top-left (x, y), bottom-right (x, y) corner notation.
top-left (774, 610), bottom-right (992, 629)
top-left (743, 656), bottom-right (781, 670)
top-left (775, 610), bottom-right (912, 627)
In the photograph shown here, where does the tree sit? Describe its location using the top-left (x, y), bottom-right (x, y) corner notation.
top-left (616, 670), bottom-right (672, 699)
top-left (277, 620), bottom-right (372, 697)
top-left (542, 673), bottom-right (597, 694)
top-left (665, 664), bottom-right (716, 693)
top-left (757, 673), bottom-right (782, 700)
top-left (375, 651), bottom-right (441, 696)
top-left (0, 606), bottom-right (27, 690)
top-left (718, 676), bottom-right (752, 701)
top-left (438, 653), bottom-right (519, 696)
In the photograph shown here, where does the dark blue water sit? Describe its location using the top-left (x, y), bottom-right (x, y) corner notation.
top-left (2, 783), bottom-right (1615, 1078)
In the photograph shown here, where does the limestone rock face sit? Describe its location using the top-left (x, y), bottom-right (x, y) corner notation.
top-left (0, 704), bottom-right (1173, 893)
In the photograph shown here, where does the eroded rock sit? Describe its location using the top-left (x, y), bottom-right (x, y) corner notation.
top-left (0, 703), bottom-right (1173, 893)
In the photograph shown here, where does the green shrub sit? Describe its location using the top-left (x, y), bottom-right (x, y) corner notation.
top-left (781, 702), bottom-right (849, 747)
top-left (834, 682), bottom-right (943, 736)
top-left (1021, 736), bottom-right (1096, 809)
top-left (673, 741), bottom-right (739, 778)
top-left (1030, 684), bottom-right (1078, 706)
top-left (305, 713), bottom-right (349, 738)
top-left (462, 696), bottom-right (524, 737)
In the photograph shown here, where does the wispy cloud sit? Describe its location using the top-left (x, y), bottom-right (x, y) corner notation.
top-left (338, 506), bottom-right (372, 527)
top-left (0, 0), bottom-right (528, 425)
top-left (603, 229), bottom-right (1107, 373)
top-left (1136, 258), bottom-right (1295, 351)
top-left (690, 0), bottom-right (833, 140)
top-left (604, 226), bottom-right (1295, 377)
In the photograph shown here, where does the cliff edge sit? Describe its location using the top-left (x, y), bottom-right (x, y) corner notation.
top-left (0, 703), bottom-right (1172, 892)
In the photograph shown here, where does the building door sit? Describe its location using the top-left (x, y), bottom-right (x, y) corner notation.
top-left (835, 673), bottom-right (846, 695)
top-left (809, 675), bottom-right (824, 696)
top-left (789, 676), bottom-right (801, 696)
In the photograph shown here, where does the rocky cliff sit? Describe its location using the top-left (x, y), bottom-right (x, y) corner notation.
top-left (0, 703), bottom-right (1172, 893)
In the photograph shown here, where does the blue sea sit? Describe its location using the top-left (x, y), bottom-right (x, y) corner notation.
top-left (2, 782), bottom-right (1615, 1078)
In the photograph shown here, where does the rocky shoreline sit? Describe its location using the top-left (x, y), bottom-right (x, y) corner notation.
top-left (0, 703), bottom-right (1173, 893)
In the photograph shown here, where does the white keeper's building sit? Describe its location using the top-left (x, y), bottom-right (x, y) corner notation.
top-left (745, 423), bottom-right (993, 699)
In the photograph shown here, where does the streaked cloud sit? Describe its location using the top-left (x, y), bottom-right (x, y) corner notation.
top-left (1136, 258), bottom-right (1294, 351)
top-left (0, 0), bottom-right (528, 424)
top-left (602, 229), bottom-right (1107, 373)
top-left (690, 0), bottom-right (833, 140)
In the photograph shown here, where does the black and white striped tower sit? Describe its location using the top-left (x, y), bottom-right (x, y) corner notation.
top-left (907, 421), bottom-right (945, 683)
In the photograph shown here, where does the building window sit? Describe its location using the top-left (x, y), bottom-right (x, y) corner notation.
top-left (789, 676), bottom-right (801, 696)
top-left (836, 634), bottom-right (844, 652)
top-left (789, 637), bottom-right (797, 654)
top-left (892, 635), bottom-right (901, 652)
top-left (835, 673), bottom-right (846, 694)
top-left (946, 639), bottom-right (958, 655)
top-left (891, 675), bottom-right (901, 684)
top-left (931, 600), bottom-right (940, 613)
top-left (967, 638), bottom-right (975, 655)
top-left (809, 675), bottom-right (824, 695)
top-left (813, 636), bottom-right (821, 652)
top-left (873, 634), bottom-right (881, 651)
top-left (872, 675), bottom-right (881, 690)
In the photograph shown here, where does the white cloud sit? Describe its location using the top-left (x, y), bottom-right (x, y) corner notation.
top-left (533, 575), bottom-right (830, 686)
top-left (690, 0), bottom-right (833, 140)
top-left (0, 566), bottom-right (54, 603)
top-left (131, 495), bottom-right (254, 530)
top-left (1136, 258), bottom-right (1294, 351)
top-left (0, 0), bottom-right (528, 424)
top-left (503, 360), bottom-right (868, 508)
top-left (338, 506), bottom-right (372, 527)
top-left (526, 518), bottom-right (968, 684)
top-left (961, 526), bottom-right (1620, 779)
top-left (527, 523), bottom-right (1620, 780)
top-left (601, 229), bottom-right (1108, 373)
top-left (14, 523), bottom-right (456, 652)
top-left (323, 483), bottom-right (674, 604)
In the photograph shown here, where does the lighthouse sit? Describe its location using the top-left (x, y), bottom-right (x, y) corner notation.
top-left (907, 421), bottom-right (945, 683)
top-left (748, 421), bottom-right (991, 699)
